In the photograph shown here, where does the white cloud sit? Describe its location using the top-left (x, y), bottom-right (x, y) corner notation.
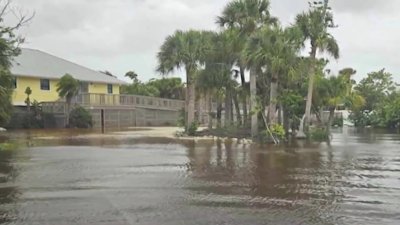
top-left (5, 0), bottom-right (400, 82)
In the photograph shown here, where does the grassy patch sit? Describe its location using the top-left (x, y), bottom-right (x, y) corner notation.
top-left (0, 142), bottom-right (18, 151)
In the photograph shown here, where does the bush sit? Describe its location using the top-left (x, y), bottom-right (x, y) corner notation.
top-left (186, 121), bottom-right (199, 136)
top-left (69, 106), bottom-right (93, 128)
top-left (309, 127), bottom-right (330, 141)
top-left (332, 116), bottom-right (343, 127)
top-left (177, 108), bottom-right (186, 127)
top-left (270, 124), bottom-right (286, 140)
top-left (259, 124), bottom-right (286, 143)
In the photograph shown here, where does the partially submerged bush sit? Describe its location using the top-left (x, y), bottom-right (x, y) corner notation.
top-left (259, 124), bottom-right (286, 144)
top-left (176, 108), bottom-right (198, 136)
top-left (270, 124), bottom-right (286, 140)
top-left (69, 106), bottom-right (93, 128)
top-left (186, 121), bottom-right (199, 136)
top-left (332, 116), bottom-right (343, 127)
top-left (309, 127), bottom-right (330, 141)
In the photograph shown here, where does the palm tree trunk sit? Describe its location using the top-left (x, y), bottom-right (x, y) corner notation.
top-left (66, 99), bottom-right (71, 128)
top-left (233, 91), bottom-right (242, 125)
top-left (207, 91), bottom-right (213, 130)
top-left (225, 87), bottom-right (233, 127)
top-left (240, 66), bottom-right (248, 125)
top-left (217, 101), bottom-right (222, 129)
top-left (250, 67), bottom-right (258, 137)
top-left (304, 46), bottom-right (317, 134)
top-left (186, 68), bottom-right (196, 130)
top-left (268, 77), bottom-right (278, 124)
top-left (327, 108), bottom-right (335, 135)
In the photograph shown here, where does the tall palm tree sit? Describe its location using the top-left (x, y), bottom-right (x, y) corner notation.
top-left (295, 0), bottom-right (339, 133)
top-left (245, 26), bottom-right (302, 124)
top-left (157, 30), bottom-right (212, 130)
top-left (218, 0), bottom-right (277, 137)
top-left (57, 74), bottom-right (80, 127)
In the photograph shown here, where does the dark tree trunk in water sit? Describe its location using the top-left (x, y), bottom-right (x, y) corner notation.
top-left (233, 91), bottom-right (242, 125)
top-left (217, 101), bottom-right (222, 129)
top-left (225, 87), bottom-right (232, 127)
top-left (207, 92), bottom-right (213, 130)
top-left (240, 66), bottom-right (248, 126)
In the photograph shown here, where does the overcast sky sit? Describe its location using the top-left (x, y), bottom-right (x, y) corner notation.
top-left (8, 0), bottom-right (400, 82)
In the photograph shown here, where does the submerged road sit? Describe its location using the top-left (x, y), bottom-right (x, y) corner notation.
top-left (0, 129), bottom-right (400, 224)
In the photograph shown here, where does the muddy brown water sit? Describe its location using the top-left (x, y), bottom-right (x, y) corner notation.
top-left (0, 128), bottom-right (399, 225)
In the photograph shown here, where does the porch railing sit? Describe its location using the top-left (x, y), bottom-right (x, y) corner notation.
top-left (73, 93), bottom-right (185, 110)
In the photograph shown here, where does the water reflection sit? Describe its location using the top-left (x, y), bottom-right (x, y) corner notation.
top-left (0, 128), bottom-right (399, 224)
top-left (185, 134), bottom-right (400, 224)
top-left (0, 150), bottom-right (20, 224)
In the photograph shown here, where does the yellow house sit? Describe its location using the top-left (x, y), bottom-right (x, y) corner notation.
top-left (10, 48), bottom-right (125, 106)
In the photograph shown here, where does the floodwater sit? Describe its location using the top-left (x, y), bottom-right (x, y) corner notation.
top-left (0, 128), bottom-right (399, 225)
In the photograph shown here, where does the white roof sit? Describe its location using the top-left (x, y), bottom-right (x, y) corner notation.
top-left (10, 48), bottom-right (125, 84)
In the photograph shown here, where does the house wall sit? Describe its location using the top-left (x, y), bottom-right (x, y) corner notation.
top-left (89, 83), bottom-right (120, 95)
top-left (12, 76), bottom-right (120, 105)
top-left (12, 76), bottom-right (60, 105)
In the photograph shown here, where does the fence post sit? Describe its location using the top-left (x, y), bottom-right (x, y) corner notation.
top-left (101, 109), bottom-right (105, 133)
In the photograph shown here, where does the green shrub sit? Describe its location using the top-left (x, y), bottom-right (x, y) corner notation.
top-left (259, 124), bottom-right (286, 143)
top-left (69, 106), bottom-right (93, 128)
top-left (270, 124), bottom-right (286, 140)
top-left (309, 127), bottom-right (330, 141)
top-left (332, 116), bottom-right (343, 127)
top-left (177, 108), bottom-right (186, 127)
top-left (186, 121), bottom-right (198, 136)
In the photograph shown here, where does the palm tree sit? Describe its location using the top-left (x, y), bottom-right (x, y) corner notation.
top-left (24, 86), bottom-right (32, 112)
top-left (125, 71), bottom-right (139, 83)
top-left (318, 75), bottom-right (346, 134)
top-left (57, 74), bottom-right (80, 127)
top-left (295, 0), bottom-right (339, 133)
top-left (245, 26), bottom-right (302, 124)
top-left (218, 0), bottom-right (277, 137)
top-left (157, 30), bottom-right (212, 130)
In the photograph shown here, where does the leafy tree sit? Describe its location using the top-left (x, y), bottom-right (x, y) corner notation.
top-left (57, 74), bottom-right (80, 127)
top-left (0, 70), bottom-right (13, 127)
top-left (295, 0), bottom-right (339, 133)
top-left (0, 1), bottom-right (33, 127)
top-left (157, 30), bottom-right (213, 130)
top-left (354, 69), bottom-right (396, 111)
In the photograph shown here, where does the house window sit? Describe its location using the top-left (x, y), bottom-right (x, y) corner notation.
top-left (79, 82), bottom-right (89, 93)
top-left (107, 84), bottom-right (113, 94)
top-left (40, 79), bottom-right (50, 90)
top-left (12, 77), bottom-right (17, 89)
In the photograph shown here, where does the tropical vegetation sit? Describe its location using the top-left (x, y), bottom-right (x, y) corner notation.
top-left (156, 0), bottom-right (399, 140)
top-left (57, 74), bottom-right (80, 127)
top-left (0, 2), bottom-right (32, 127)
